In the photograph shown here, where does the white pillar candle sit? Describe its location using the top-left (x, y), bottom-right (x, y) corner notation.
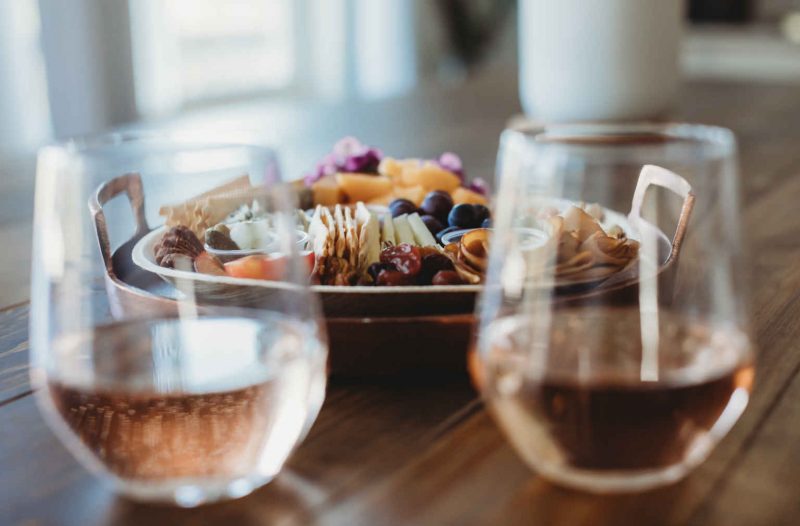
top-left (519, 0), bottom-right (684, 122)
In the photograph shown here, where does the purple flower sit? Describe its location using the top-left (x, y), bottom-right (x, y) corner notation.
top-left (343, 149), bottom-right (382, 173)
top-left (435, 151), bottom-right (489, 195)
top-left (467, 177), bottom-right (489, 196)
top-left (305, 137), bottom-right (383, 186)
top-left (437, 152), bottom-right (464, 180)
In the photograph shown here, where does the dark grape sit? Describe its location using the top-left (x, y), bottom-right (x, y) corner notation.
top-left (472, 204), bottom-right (490, 226)
top-left (388, 198), bottom-right (418, 218)
top-left (380, 243), bottom-right (422, 276)
top-left (420, 214), bottom-right (445, 235)
top-left (420, 191), bottom-right (454, 222)
top-left (367, 262), bottom-right (395, 282)
top-left (435, 225), bottom-right (460, 245)
top-left (447, 204), bottom-right (476, 228)
top-left (481, 218), bottom-right (492, 228)
top-left (417, 253), bottom-right (455, 284)
top-left (432, 270), bottom-right (464, 285)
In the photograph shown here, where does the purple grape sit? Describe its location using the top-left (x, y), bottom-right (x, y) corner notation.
top-left (420, 214), bottom-right (445, 235)
top-left (389, 198), bottom-right (418, 218)
top-left (447, 204), bottom-right (476, 228)
top-left (420, 191), bottom-right (454, 222)
top-left (472, 204), bottom-right (490, 225)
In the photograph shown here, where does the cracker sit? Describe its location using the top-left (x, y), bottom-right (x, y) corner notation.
top-left (344, 206), bottom-right (358, 267)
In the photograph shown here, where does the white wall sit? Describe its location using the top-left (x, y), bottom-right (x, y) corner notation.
top-left (0, 0), bottom-right (51, 154)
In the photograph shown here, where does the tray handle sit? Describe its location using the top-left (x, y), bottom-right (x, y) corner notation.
top-left (89, 173), bottom-right (149, 274)
top-left (628, 164), bottom-right (695, 263)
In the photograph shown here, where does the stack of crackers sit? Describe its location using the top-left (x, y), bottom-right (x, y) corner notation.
top-left (308, 203), bottom-right (380, 286)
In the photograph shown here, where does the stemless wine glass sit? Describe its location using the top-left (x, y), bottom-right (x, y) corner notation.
top-left (30, 133), bottom-right (327, 506)
top-left (474, 123), bottom-right (754, 493)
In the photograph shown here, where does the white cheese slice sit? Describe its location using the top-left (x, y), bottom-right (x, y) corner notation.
top-left (381, 214), bottom-right (395, 246)
top-left (393, 214), bottom-right (416, 245)
top-left (407, 213), bottom-right (437, 247)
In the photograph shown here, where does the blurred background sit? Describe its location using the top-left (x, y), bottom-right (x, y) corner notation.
top-left (2, 0), bottom-right (800, 304)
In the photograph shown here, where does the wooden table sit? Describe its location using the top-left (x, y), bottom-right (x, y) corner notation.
top-left (3, 75), bottom-right (800, 525)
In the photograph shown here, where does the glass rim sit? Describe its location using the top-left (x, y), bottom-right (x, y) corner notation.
top-left (502, 121), bottom-right (736, 155)
top-left (37, 130), bottom-right (278, 158)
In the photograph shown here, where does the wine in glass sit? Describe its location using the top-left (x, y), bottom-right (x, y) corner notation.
top-left (30, 133), bottom-right (327, 506)
top-left (473, 123), bottom-right (754, 492)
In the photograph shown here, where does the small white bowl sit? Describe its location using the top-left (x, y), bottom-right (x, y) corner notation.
top-left (205, 229), bottom-right (309, 262)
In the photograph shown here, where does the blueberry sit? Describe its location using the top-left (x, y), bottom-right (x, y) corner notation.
top-left (420, 214), bottom-right (445, 235)
top-left (447, 203), bottom-right (476, 228)
top-left (481, 218), bottom-right (492, 228)
top-left (472, 204), bottom-right (490, 226)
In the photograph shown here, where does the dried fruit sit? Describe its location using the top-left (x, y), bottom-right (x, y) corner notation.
top-left (376, 269), bottom-right (415, 286)
top-left (418, 252), bottom-right (455, 285)
top-left (367, 262), bottom-right (396, 282)
top-left (154, 226), bottom-right (204, 268)
top-left (194, 252), bottom-right (226, 276)
top-left (205, 228), bottom-right (239, 251)
top-left (380, 243), bottom-right (422, 276)
top-left (432, 270), bottom-right (464, 285)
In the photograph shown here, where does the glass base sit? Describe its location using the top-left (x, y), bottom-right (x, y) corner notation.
top-left (533, 462), bottom-right (694, 494)
top-left (112, 474), bottom-right (275, 507)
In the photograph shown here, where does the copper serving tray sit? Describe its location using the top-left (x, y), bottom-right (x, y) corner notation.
top-left (89, 167), bottom-right (693, 377)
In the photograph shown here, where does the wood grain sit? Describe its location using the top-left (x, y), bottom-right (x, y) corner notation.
top-left (3, 76), bottom-right (800, 525)
top-left (0, 380), bottom-right (476, 526)
top-left (0, 304), bottom-right (31, 405)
